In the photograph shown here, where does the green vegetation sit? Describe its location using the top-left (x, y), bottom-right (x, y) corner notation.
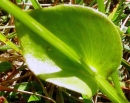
top-left (0, 0), bottom-right (130, 103)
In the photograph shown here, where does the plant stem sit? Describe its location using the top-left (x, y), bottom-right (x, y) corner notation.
top-left (0, 0), bottom-right (97, 77)
top-left (97, 0), bottom-right (105, 13)
top-left (30, 0), bottom-right (42, 9)
top-left (108, 4), bottom-right (119, 20)
top-left (0, 0), bottom-right (80, 65)
top-left (6, 32), bottom-right (17, 39)
top-left (0, 33), bottom-right (22, 54)
top-left (108, 0), bottom-right (124, 21)
top-left (105, 0), bottom-right (111, 14)
top-left (111, 71), bottom-right (126, 98)
top-left (121, 58), bottom-right (130, 70)
top-left (95, 75), bottom-right (129, 103)
top-left (0, 45), bottom-right (20, 51)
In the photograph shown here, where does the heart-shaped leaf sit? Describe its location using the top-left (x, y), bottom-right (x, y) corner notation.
top-left (15, 5), bottom-right (122, 97)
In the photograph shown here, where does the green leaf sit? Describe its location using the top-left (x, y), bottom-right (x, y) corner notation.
top-left (30, 0), bottom-right (42, 9)
top-left (0, 61), bottom-right (12, 72)
top-left (15, 5), bottom-right (122, 98)
top-left (28, 94), bottom-right (41, 102)
top-left (9, 82), bottom-right (43, 101)
top-left (10, 82), bottom-right (30, 99)
top-left (126, 26), bottom-right (130, 34)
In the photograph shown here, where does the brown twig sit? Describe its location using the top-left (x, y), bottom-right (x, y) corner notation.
top-left (0, 85), bottom-right (56, 103)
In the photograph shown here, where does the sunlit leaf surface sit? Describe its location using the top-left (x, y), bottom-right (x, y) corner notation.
top-left (15, 5), bottom-right (122, 97)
